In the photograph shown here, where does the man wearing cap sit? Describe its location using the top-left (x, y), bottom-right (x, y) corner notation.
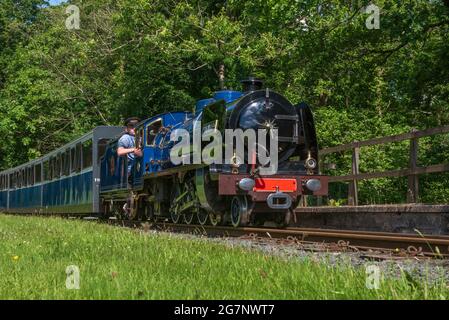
top-left (117, 117), bottom-right (142, 217)
top-left (117, 117), bottom-right (142, 174)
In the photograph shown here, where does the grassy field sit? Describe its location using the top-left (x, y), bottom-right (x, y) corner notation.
top-left (0, 215), bottom-right (447, 300)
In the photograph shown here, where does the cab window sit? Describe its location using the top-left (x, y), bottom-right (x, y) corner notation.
top-left (146, 119), bottom-right (162, 146)
top-left (136, 128), bottom-right (144, 149)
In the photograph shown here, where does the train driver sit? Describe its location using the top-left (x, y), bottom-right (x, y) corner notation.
top-left (117, 117), bottom-right (142, 176)
top-left (117, 117), bottom-right (142, 217)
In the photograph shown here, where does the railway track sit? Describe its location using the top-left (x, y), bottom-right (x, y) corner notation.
top-left (103, 218), bottom-right (449, 258)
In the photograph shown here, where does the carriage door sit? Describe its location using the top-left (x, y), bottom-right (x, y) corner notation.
top-left (145, 119), bottom-right (163, 174)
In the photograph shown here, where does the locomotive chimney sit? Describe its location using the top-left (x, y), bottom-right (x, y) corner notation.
top-left (241, 77), bottom-right (264, 93)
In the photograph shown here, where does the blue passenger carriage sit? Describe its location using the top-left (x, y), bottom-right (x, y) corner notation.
top-left (0, 126), bottom-right (122, 214)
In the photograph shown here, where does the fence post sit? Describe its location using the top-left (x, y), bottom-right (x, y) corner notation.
top-left (317, 157), bottom-right (324, 206)
top-left (348, 145), bottom-right (360, 206)
top-left (407, 129), bottom-right (419, 203)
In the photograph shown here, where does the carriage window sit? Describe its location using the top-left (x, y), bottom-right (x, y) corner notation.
top-left (55, 155), bottom-right (61, 179)
top-left (71, 144), bottom-right (82, 173)
top-left (28, 167), bottom-right (34, 186)
top-left (35, 164), bottom-right (42, 183)
top-left (18, 170), bottom-right (22, 188)
top-left (62, 150), bottom-right (70, 176)
top-left (76, 143), bottom-right (82, 171)
top-left (70, 148), bottom-right (76, 173)
top-left (48, 158), bottom-right (52, 180)
top-left (49, 157), bottom-right (54, 180)
top-left (43, 161), bottom-right (50, 181)
top-left (97, 139), bottom-right (109, 164)
top-left (0, 175), bottom-right (3, 190)
top-left (61, 152), bottom-right (66, 176)
top-left (146, 119), bottom-right (163, 146)
top-left (82, 140), bottom-right (93, 169)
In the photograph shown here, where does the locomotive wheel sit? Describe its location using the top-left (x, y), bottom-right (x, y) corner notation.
top-left (209, 213), bottom-right (223, 226)
top-left (197, 209), bottom-right (209, 225)
top-left (171, 211), bottom-right (181, 224)
top-left (170, 181), bottom-right (181, 224)
top-left (230, 196), bottom-right (252, 228)
top-left (111, 202), bottom-right (125, 220)
top-left (140, 201), bottom-right (154, 222)
top-left (183, 212), bottom-right (195, 225)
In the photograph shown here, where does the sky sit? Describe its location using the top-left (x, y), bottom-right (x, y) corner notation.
top-left (49, 0), bottom-right (67, 5)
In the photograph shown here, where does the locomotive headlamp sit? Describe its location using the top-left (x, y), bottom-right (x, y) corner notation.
top-left (238, 178), bottom-right (255, 191)
top-left (305, 157), bottom-right (317, 170)
top-left (305, 179), bottom-right (322, 192)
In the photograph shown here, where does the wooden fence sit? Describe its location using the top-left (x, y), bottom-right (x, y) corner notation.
top-left (319, 125), bottom-right (449, 205)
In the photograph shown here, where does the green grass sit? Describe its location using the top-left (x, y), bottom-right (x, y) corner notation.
top-left (0, 215), bottom-right (447, 300)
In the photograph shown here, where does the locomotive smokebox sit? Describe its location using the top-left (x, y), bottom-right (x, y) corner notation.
top-left (241, 77), bottom-right (264, 93)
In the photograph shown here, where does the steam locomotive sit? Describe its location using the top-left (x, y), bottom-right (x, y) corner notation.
top-left (0, 78), bottom-right (327, 227)
top-left (100, 78), bottom-right (328, 227)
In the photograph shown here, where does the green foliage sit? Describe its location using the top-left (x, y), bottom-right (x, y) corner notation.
top-left (0, 0), bottom-right (448, 203)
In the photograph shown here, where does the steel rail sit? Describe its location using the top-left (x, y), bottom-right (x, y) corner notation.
top-left (104, 219), bottom-right (449, 257)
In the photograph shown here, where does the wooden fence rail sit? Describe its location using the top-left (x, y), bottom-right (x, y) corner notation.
top-left (319, 125), bottom-right (449, 205)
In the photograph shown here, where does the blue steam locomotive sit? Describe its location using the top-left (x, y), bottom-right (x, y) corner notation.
top-left (0, 78), bottom-right (328, 227)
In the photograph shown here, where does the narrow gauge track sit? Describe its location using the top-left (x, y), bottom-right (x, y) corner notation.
top-left (103, 218), bottom-right (449, 258)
